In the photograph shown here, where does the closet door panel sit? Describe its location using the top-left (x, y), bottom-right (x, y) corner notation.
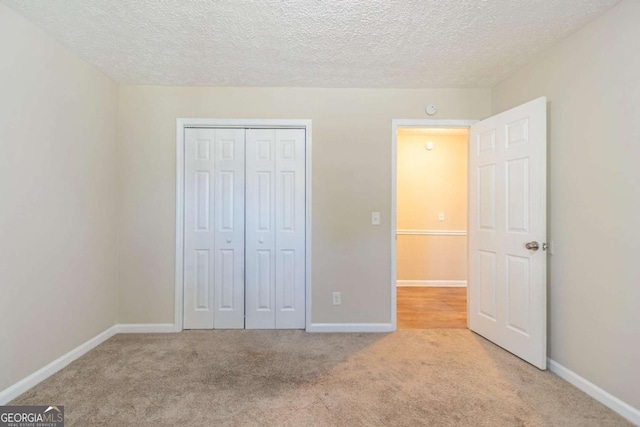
top-left (187, 126), bottom-right (305, 330)
top-left (275, 129), bottom-right (306, 328)
top-left (213, 129), bottom-right (246, 328)
top-left (245, 129), bottom-right (277, 329)
top-left (183, 128), bottom-right (216, 329)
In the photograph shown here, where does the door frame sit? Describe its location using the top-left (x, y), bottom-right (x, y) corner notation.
top-left (391, 119), bottom-right (477, 330)
top-left (175, 118), bottom-right (313, 332)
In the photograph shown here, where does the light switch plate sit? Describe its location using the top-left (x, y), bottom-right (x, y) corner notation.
top-left (371, 211), bottom-right (381, 225)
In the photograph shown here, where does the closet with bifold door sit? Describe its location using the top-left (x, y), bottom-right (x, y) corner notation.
top-left (183, 127), bottom-right (306, 330)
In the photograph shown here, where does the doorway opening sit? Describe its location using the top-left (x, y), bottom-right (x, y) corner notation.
top-left (392, 120), bottom-right (475, 330)
top-left (396, 127), bottom-right (468, 328)
top-left (391, 99), bottom-right (547, 367)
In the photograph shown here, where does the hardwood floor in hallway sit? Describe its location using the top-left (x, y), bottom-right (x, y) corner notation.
top-left (397, 287), bottom-right (467, 329)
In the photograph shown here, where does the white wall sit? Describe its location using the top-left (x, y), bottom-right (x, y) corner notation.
top-left (492, 0), bottom-right (640, 410)
top-left (0, 4), bottom-right (119, 391)
top-left (117, 86), bottom-right (491, 325)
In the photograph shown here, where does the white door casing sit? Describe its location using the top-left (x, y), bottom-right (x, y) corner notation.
top-left (468, 97), bottom-right (547, 369)
top-left (245, 129), bottom-right (306, 329)
top-left (183, 128), bottom-right (246, 329)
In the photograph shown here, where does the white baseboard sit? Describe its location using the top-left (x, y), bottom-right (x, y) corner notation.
top-left (0, 323), bottom-right (176, 405)
top-left (117, 323), bottom-right (176, 333)
top-left (548, 359), bottom-right (640, 425)
top-left (0, 325), bottom-right (119, 405)
top-left (397, 280), bottom-right (467, 287)
top-left (306, 323), bottom-right (395, 333)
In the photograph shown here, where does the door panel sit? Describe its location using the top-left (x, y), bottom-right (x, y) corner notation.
top-left (506, 255), bottom-right (530, 334)
top-left (184, 129), bottom-right (216, 329)
top-left (469, 97), bottom-right (547, 369)
top-left (274, 129), bottom-right (306, 329)
top-left (478, 165), bottom-right (496, 230)
top-left (245, 129), bottom-right (306, 329)
top-left (478, 250), bottom-right (497, 320)
top-left (184, 128), bottom-right (245, 329)
top-left (256, 249), bottom-right (273, 310)
top-left (245, 129), bottom-right (277, 329)
top-left (506, 158), bottom-right (529, 233)
top-left (213, 129), bottom-right (245, 329)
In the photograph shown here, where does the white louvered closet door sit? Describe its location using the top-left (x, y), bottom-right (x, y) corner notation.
top-left (183, 128), bottom-right (245, 329)
top-left (245, 129), bottom-right (306, 329)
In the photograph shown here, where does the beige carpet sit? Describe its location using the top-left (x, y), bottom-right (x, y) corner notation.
top-left (11, 330), bottom-right (631, 426)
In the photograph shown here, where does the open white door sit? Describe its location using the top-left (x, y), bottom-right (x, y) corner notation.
top-left (469, 97), bottom-right (547, 369)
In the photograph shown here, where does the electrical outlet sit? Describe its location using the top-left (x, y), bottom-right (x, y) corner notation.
top-left (332, 292), bottom-right (341, 305)
top-left (438, 212), bottom-right (445, 221)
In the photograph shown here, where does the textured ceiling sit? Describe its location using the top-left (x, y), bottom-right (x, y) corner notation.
top-left (2, 0), bottom-right (620, 88)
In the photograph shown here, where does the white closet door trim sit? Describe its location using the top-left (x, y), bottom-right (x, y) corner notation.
top-left (175, 119), bottom-right (312, 332)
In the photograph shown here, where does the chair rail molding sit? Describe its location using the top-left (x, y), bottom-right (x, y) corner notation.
top-left (396, 229), bottom-right (467, 236)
